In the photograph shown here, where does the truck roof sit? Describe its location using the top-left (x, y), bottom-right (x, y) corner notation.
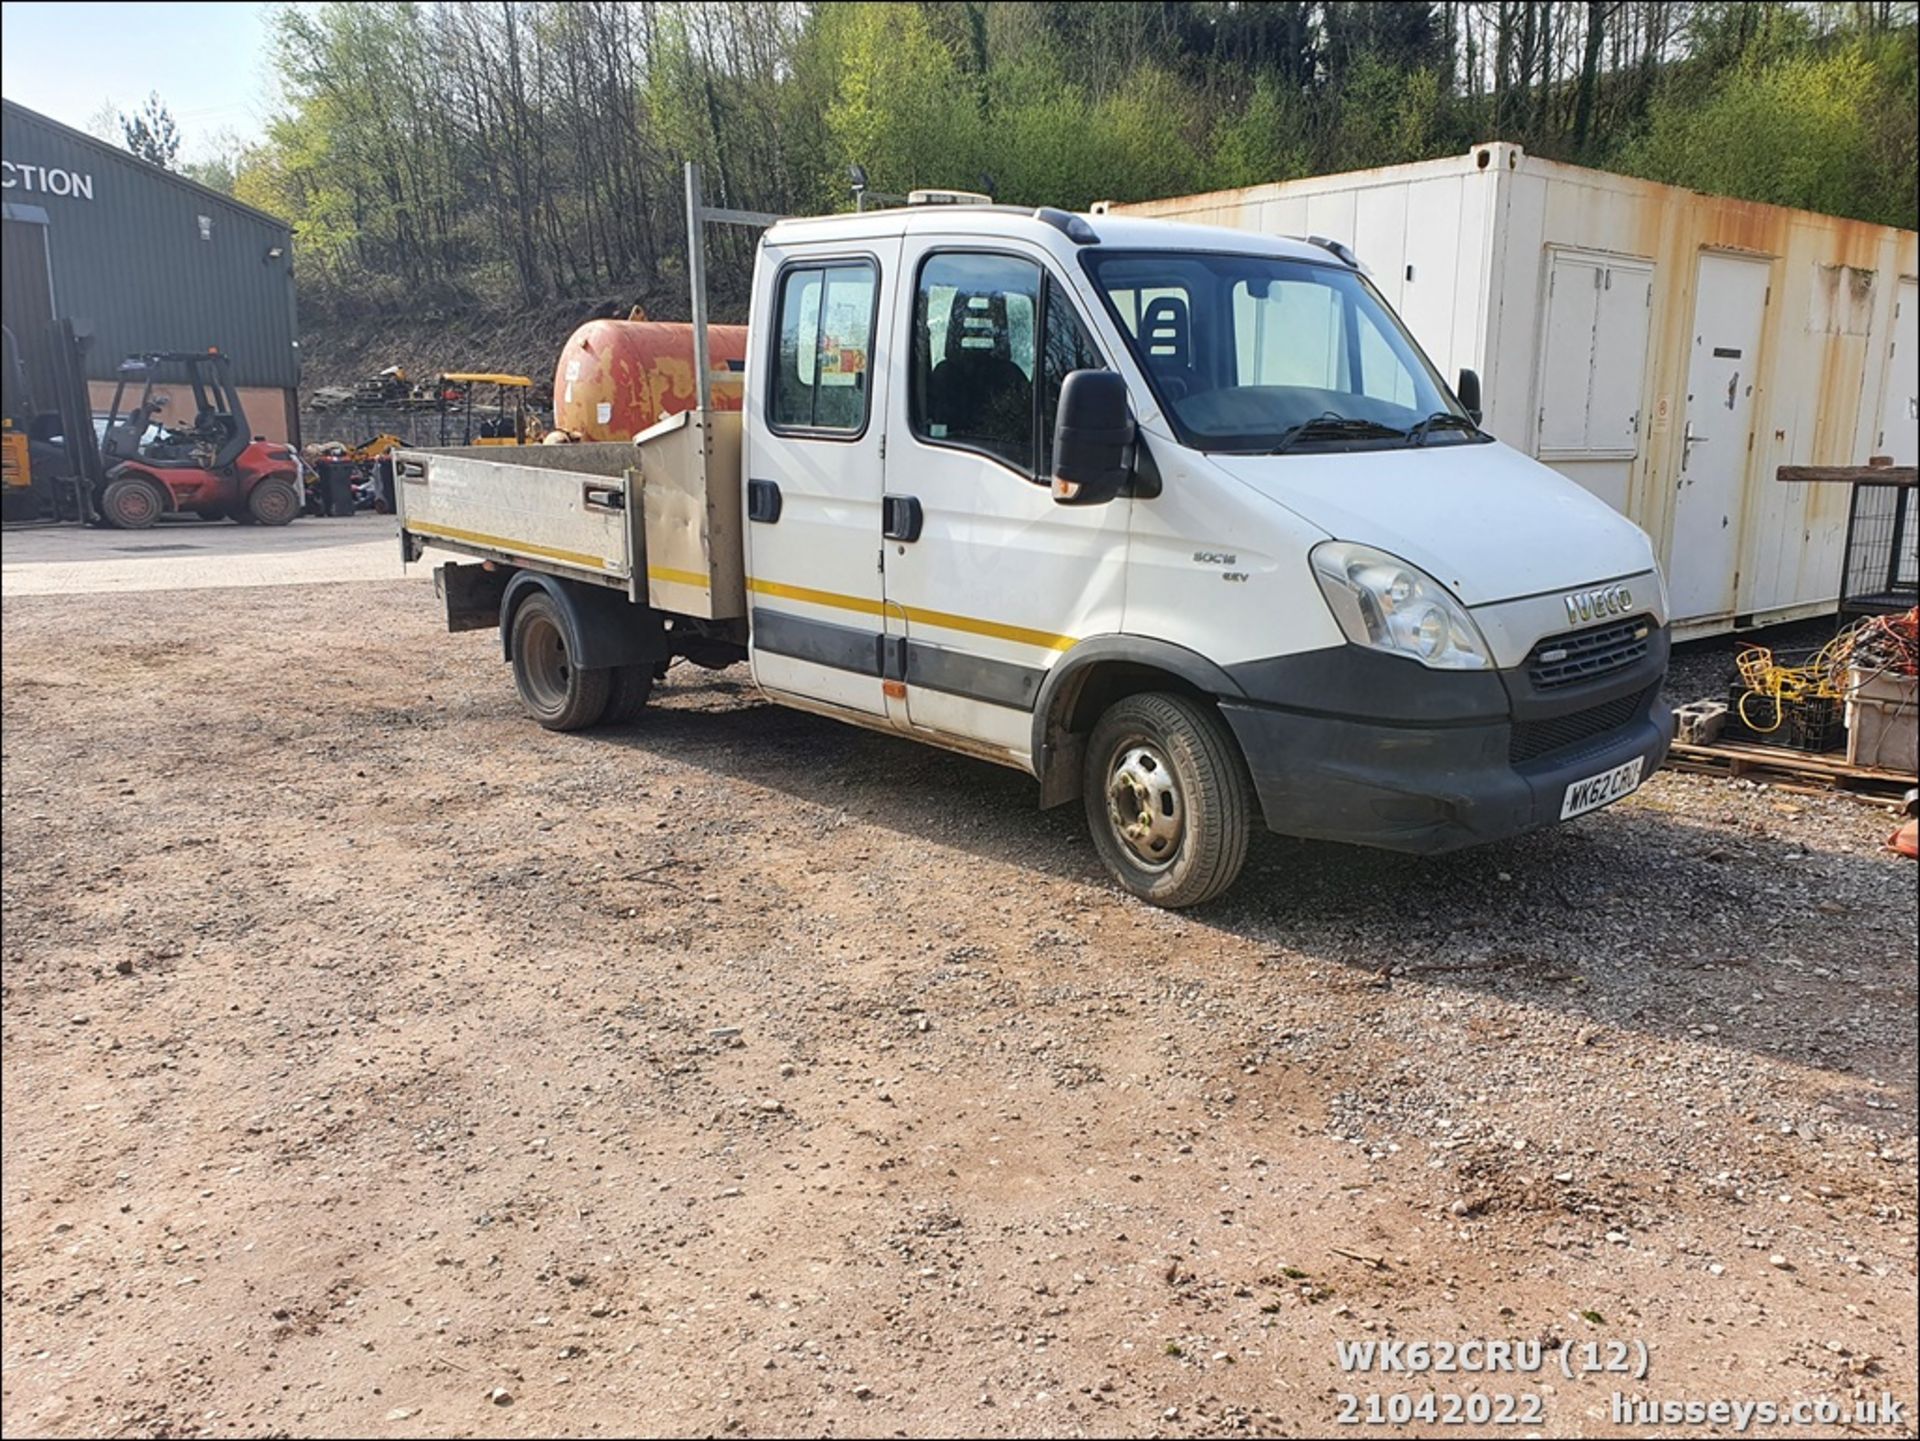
top-left (764, 205), bottom-right (1343, 266)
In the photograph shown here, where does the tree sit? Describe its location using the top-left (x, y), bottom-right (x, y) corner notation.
top-left (244, 0), bottom-right (1919, 314)
top-left (120, 92), bottom-right (181, 170)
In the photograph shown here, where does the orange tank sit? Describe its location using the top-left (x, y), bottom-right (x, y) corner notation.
top-left (552, 319), bottom-right (750, 440)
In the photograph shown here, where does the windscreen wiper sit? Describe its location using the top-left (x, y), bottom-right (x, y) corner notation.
top-left (1266, 414), bottom-right (1408, 454)
top-left (1406, 411), bottom-right (1481, 446)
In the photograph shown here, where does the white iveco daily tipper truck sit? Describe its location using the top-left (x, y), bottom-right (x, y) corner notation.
top-left (398, 190), bottom-right (1671, 908)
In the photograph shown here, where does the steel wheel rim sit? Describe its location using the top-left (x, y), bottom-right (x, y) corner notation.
top-left (254, 484), bottom-right (295, 522)
top-left (1106, 740), bottom-right (1182, 870)
top-left (521, 615), bottom-right (572, 711)
top-left (116, 485), bottom-right (159, 525)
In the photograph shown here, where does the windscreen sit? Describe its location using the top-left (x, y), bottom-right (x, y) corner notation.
top-left (1084, 250), bottom-right (1468, 453)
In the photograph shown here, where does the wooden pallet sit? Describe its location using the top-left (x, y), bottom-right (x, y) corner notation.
top-left (1669, 738), bottom-right (1917, 803)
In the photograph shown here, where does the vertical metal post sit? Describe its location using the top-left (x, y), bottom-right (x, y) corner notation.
top-left (685, 161), bottom-right (713, 417)
top-left (1889, 483), bottom-right (1911, 594)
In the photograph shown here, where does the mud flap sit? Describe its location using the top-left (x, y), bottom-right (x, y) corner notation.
top-left (436, 561), bottom-right (510, 633)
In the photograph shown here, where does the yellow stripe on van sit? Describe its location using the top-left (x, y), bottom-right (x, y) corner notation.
top-left (747, 576), bottom-right (888, 617)
top-left (409, 519), bottom-right (609, 572)
top-left (899, 603), bottom-right (1076, 652)
top-left (646, 565), bottom-right (713, 589)
top-left (746, 576), bottom-right (1075, 651)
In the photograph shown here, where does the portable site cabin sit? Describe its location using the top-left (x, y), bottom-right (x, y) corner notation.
top-left (1108, 143), bottom-right (1919, 638)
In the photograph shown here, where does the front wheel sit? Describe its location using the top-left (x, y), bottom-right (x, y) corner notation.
top-left (99, 476), bottom-right (168, 529)
top-left (247, 477), bottom-right (301, 526)
top-left (1083, 692), bottom-right (1254, 908)
top-left (510, 592), bottom-right (610, 731)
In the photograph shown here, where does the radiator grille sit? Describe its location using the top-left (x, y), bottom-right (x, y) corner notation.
top-left (1510, 685), bottom-right (1655, 765)
top-left (1525, 616), bottom-right (1653, 689)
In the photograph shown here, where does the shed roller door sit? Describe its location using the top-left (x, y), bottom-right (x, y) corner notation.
top-left (2, 217), bottom-right (59, 411)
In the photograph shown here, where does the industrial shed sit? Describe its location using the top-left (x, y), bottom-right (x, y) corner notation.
top-left (2, 98), bottom-right (300, 443)
top-left (1111, 144), bottom-right (1919, 637)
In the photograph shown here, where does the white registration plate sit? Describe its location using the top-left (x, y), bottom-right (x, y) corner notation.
top-left (1560, 756), bottom-right (1645, 820)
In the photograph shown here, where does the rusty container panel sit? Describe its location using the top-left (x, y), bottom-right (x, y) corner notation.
top-left (553, 320), bottom-right (750, 440)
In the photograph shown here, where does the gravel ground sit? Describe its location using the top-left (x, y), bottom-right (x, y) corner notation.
top-left (3, 580), bottom-right (1915, 1438)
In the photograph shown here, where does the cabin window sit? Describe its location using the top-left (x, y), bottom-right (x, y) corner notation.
top-left (911, 252), bottom-right (1106, 479)
top-left (770, 260), bottom-right (878, 435)
top-left (912, 252), bottom-right (1041, 472)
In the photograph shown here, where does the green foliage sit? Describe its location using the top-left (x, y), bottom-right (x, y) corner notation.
top-left (244, 1), bottom-right (1918, 313)
top-left (1323, 54), bottom-right (1452, 172)
top-left (815, 1), bottom-right (987, 198)
top-left (1621, 33), bottom-right (1918, 228)
top-left (982, 56), bottom-right (1203, 208)
top-left (1205, 75), bottom-right (1312, 193)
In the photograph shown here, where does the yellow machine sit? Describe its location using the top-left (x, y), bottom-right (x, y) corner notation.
top-left (436, 373), bottom-right (534, 447)
top-left (3, 324), bottom-right (38, 520)
top-left (334, 432), bottom-right (404, 465)
top-left (2, 421), bottom-right (29, 497)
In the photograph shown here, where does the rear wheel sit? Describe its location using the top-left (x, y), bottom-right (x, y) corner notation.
top-left (247, 477), bottom-right (301, 526)
top-left (1083, 692), bottom-right (1254, 908)
top-left (601, 665), bottom-right (655, 725)
top-left (99, 476), bottom-right (167, 530)
top-left (510, 592), bottom-right (610, 731)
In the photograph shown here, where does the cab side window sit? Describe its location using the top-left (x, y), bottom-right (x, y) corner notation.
top-left (771, 260), bottom-right (878, 435)
top-left (912, 253), bottom-right (1039, 471)
top-left (911, 251), bottom-right (1106, 478)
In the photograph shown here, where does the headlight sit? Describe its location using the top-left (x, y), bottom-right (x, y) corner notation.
top-left (1310, 541), bottom-right (1491, 670)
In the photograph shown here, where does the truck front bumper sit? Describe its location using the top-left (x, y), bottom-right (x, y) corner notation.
top-left (1217, 634), bottom-right (1672, 855)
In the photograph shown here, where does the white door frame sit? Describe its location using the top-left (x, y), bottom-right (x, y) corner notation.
top-left (1666, 249), bottom-right (1773, 624)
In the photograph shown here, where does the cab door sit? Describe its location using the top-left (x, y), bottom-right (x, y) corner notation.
top-left (881, 242), bottom-right (1131, 763)
top-left (744, 241), bottom-right (897, 715)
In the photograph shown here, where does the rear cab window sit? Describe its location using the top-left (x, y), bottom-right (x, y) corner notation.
top-left (770, 260), bottom-right (878, 436)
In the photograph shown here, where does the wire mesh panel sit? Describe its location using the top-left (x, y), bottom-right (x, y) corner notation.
top-left (1839, 481), bottom-right (1919, 616)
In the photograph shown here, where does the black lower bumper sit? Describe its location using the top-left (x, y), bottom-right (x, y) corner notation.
top-left (1218, 652), bottom-right (1673, 855)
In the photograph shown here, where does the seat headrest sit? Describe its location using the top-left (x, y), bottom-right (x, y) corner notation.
top-left (1140, 295), bottom-right (1190, 369)
top-left (946, 291), bottom-right (1011, 363)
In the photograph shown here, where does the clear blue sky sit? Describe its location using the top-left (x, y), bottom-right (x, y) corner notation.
top-left (1, 1), bottom-right (276, 160)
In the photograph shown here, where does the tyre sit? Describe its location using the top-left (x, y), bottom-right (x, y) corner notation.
top-left (509, 592), bottom-right (610, 730)
top-left (246, 477), bottom-right (301, 526)
top-left (600, 664), bottom-right (654, 725)
top-left (1083, 691), bottom-right (1254, 908)
top-left (99, 476), bottom-right (168, 530)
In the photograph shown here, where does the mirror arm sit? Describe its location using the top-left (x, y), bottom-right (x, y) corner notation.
top-left (1127, 432), bottom-right (1162, 499)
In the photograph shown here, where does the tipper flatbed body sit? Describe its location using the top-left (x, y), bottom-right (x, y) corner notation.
top-left (399, 414), bottom-right (744, 616)
top-left (399, 178), bottom-right (1673, 907)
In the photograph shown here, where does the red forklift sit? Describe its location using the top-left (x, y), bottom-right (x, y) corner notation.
top-left (94, 349), bottom-right (303, 528)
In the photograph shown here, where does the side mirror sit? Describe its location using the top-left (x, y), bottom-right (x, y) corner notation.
top-left (1456, 368), bottom-right (1483, 427)
top-left (1051, 369), bottom-right (1133, 506)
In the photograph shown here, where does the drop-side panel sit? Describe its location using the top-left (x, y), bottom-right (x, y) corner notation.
top-left (396, 443), bottom-right (637, 587)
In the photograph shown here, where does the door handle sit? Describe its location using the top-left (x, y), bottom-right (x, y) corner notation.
top-left (581, 482), bottom-right (624, 512)
top-left (747, 478), bottom-right (782, 523)
top-left (882, 493), bottom-right (923, 543)
top-left (1681, 420), bottom-right (1709, 473)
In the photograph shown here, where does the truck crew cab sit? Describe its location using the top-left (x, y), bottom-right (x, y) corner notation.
top-left (400, 193), bottom-right (1671, 907)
